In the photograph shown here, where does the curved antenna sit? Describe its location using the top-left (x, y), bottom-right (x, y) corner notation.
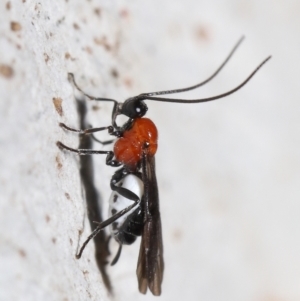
top-left (139, 56), bottom-right (271, 104)
top-left (141, 36), bottom-right (245, 97)
top-left (68, 73), bottom-right (118, 103)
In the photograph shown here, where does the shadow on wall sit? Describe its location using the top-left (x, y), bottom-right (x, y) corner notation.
top-left (76, 97), bottom-right (112, 293)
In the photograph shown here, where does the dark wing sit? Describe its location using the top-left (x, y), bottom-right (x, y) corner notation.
top-left (136, 150), bottom-right (164, 296)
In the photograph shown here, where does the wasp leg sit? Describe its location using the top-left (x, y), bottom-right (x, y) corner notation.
top-left (111, 182), bottom-right (140, 202)
top-left (90, 134), bottom-right (115, 146)
top-left (68, 73), bottom-right (120, 129)
top-left (76, 198), bottom-right (141, 259)
top-left (109, 168), bottom-right (141, 201)
top-left (111, 243), bottom-right (122, 266)
top-left (59, 123), bottom-right (117, 145)
top-left (59, 122), bottom-right (113, 135)
top-left (56, 141), bottom-right (121, 167)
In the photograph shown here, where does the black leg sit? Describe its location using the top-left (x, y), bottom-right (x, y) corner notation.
top-left (76, 199), bottom-right (140, 259)
top-left (90, 134), bottom-right (115, 146)
top-left (60, 123), bottom-right (117, 145)
top-left (56, 141), bottom-right (121, 167)
top-left (59, 122), bottom-right (113, 135)
top-left (68, 73), bottom-right (121, 129)
top-left (111, 243), bottom-right (122, 266)
top-left (109, 168), bottom-right (141, 201)
top-left (57, 141), bottom-right (110, 155)
top-left (111, 186), bottom-right (140, 202)
top-left (59, 122), bottom-right (115, 145)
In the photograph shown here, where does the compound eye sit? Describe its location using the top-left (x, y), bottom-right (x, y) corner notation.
top-left (134, 101), bottom-right (147, 117)
top-left (138, 101), bottom-right (148, 116)
top-left (136, 106), bottom-right (142, 114)
top-left (121, 98), bottom-right (148, 118)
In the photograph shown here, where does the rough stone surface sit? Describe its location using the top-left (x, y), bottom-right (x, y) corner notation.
top-left (1, 1), bottom-right (300, 301)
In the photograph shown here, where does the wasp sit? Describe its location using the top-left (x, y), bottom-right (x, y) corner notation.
top-left (57, 37), bottom-right (271, 296)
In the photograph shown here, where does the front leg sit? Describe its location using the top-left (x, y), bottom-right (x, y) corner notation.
top-left (56, 141), bottom-right (121, 167)
top-left (60, 123), bottom-right (116, 144)
top-left (59, 122), bottom-right (113, 135)
top-left (59, 122), bottom-right (124, 145)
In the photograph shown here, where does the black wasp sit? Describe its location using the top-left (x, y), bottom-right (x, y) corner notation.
top-left (57, 37), bottom-right (271, 296)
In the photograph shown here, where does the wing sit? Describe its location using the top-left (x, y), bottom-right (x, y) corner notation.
top-left (136, 150), bottom-right (164, 296)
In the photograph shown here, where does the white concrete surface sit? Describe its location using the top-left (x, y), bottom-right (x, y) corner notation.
top-left (1, 0), bottom-right (299, 301)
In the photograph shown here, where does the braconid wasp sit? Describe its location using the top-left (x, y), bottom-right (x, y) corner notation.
top-left (57, 37), bottom-right (271, 296)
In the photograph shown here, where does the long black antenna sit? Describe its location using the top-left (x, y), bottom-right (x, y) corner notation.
top-left (141, 36), bottom-right (245, 97)
top-left (139, 56), bottom-right (271, 103)
top-left (68, 73), bottom-right (118, 103)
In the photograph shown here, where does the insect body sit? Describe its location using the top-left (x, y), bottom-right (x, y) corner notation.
top-left (108, 168), bottom-right (144, 266)
top-left (114, 118), bottom-right (158, 170)
top-left (57, 37), bottom-right (270, 296)
top-left (107, 118), bottom-right (158, 267)
top-left (108, 172), bottom-right (144, 249)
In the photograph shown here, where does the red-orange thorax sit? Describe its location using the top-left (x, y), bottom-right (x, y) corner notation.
top-left (114, 118), bottom-right (158, 169)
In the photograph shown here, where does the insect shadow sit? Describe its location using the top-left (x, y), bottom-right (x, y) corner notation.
top-left (75, 97), bottom-right (112, 293)
top-left (57, 36), bottom-right (271, 296)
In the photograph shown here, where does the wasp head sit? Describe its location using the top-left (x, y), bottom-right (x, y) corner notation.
top-left (121, 96), bottom-right (148, 119)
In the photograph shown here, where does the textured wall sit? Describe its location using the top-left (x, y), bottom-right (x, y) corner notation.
top-left (1, 1), bottom-right (299, 301)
